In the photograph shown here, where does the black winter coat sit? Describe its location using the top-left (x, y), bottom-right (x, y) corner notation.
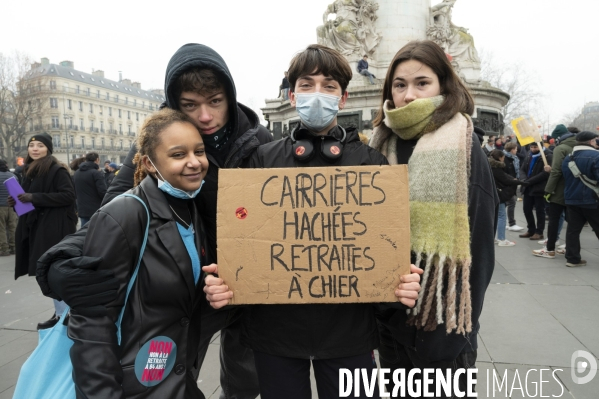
top-left (489, 158), bottom-right (521, 203)
top-left (74, 161), bottom-right (107, 218)
top-left (521, 150), bottom-right (553, 197)
top-left (69, 176), bottom-right (209, 399)
top-left (242, 125), bottom-right (389, 359)
top-left (15, 162), bottom-right (77, 279)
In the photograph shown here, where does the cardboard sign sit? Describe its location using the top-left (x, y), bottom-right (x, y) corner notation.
top-left (216, 165), bottom-right (410, 305)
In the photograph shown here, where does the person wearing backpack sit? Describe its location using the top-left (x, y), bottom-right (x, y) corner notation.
top-left (561, 131), bottom-right (599, 267)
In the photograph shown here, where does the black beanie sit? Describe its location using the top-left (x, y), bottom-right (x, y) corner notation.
top-left (575, 131), bottom-right (599, 143)
top-left (28, 133), bottom-right (53, 154)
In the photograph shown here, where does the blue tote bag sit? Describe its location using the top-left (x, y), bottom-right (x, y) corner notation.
top-left (13, 194), bottom-right (150, 399)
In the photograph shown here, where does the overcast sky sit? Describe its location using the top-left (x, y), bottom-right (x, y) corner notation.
top-left (2, 0), bottom-right (597, 128)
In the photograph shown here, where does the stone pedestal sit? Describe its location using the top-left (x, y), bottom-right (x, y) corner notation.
top-left (262, 0), bottom-right (509, 138)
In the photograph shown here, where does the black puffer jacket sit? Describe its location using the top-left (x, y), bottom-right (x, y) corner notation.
top-left (69, 176), bottom-right (209, 398)
top-left (521, 149), bottom-right (553, 197)
top-left (241, 125), bottom-right (389, 359)
top-left (74, 161), bottom-right (107, 218)
top-left (489, 158), bottom-right (521, 203)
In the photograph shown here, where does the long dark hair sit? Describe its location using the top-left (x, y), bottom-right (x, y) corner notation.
top-left (24, 154), bottom-right (60, 178)
top-left (373, 40), bottom-right (474, 128)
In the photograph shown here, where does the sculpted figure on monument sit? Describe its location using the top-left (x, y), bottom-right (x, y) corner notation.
top-left (428, 0), bottom-right (480, 67)
top-left (317, 0), bottom-right (381, 58)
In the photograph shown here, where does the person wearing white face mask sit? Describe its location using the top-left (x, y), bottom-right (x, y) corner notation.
top-left (203, 44), bottom-right (424, 399)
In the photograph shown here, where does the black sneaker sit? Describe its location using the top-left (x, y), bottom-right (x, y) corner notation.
top-left (566, 259), bottom-right (587, 268)
top-left (37, 313), bottom-right (59, 330)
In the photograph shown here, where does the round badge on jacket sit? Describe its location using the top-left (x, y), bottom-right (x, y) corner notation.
top-left (134, 336), bottom-right (177, 387)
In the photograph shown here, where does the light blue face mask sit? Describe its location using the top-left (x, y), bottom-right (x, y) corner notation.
top-left (294, 92), bottom-right (341, 132)
top-left (148, 158), bottom-right (204, 199)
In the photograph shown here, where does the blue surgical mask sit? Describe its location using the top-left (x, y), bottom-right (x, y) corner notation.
top-left (148, 158), bottom-right (204, 199)
top-left (294, 92), bottom-right (340, 132)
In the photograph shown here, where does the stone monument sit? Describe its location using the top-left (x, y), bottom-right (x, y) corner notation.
top-left (262, 0), bottom-right (509, 139)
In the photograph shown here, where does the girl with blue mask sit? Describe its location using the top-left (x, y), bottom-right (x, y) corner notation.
top-left (63, 108), bottom-right (215, 398)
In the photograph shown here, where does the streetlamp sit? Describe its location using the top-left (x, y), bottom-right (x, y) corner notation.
top-left (62, 92), bottom-right (70, 163)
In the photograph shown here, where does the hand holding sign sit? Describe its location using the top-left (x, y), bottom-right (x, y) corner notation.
top-left (395, 264), bottom-right (423, 308)
top-left (203, 264), bottom-right (233, 309)
top-left (511, 116), bottom-right (548, 166)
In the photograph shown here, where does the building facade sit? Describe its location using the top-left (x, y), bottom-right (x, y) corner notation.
top-left (22, 58), bottom-right (165, 164)
top-left (571, 101), bottom-right (599, 133)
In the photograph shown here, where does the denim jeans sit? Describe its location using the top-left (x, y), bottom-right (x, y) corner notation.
top-left (79, 217), bottom-right (90, 227)
top-left (359, 69), bottom-right (376, 84)
top-left (53, 299), bottom-right (67, 316)
top-left (496, 203), bottom-right (507, 241)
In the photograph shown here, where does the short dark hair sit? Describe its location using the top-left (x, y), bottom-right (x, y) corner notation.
top-left (363, 54), bottom-right (368, 58)
top-left (288, 44), bottom-right (353, 94)
top-left (373, 40), bottom-right (474, 128)
top-left (85, 152), bottom-right (99, 162)
top-left (567, 126), bottom-right (580, 133)
top-left (172, 68), bottom-right (225, 106)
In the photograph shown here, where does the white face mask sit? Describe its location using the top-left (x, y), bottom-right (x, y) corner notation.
top-left (147, 157), bottom-right (203, 199)
top-left (294, 92), bottom-right (340, 132)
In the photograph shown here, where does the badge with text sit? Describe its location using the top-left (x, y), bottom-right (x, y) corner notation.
top-left (134, 336), bottom-right (177, 386)
top-left (216, 165), bottom-right (410, 305)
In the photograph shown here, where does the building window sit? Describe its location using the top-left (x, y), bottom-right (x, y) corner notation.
top-left (89, 104), bottom-right (93, 113)
top-left (115, 94), bottom-right (119, 103)
top-left (79, 101), bottom-right (83, 111)
top-left (109, 107), bottom-right (112, 116)
top-left (120, 140), bottom-right (123, 150)
top-left (51, 116), bottom-right (59, 128)
top-left (128, 125), bottom-right (132, 134)
top-left (67, 99), bottom-right (72, 110)
top-left (91, 138), bottom-right (95, 149)
top-left (69, 117), bottom-right (73, 128)
top-left (86, 88), bottom-right (90, 96)
top-left (127, 111), bottom-right (130, 120)
top-left (136, 112), bottom-right (139, 121)
top-left (70, 136), bottom-right (74, 147)
top-left (119, 124), bottom-right (122, 134)
top-left (100, 121), bottom-right (104, 132)
top-left (76, 85), bottom-right (80, 94)
top-left (50, 98), bottom-right (58, 108)
top-left (50, 80), bottom-right (56, 90)
top-left (52, 134), bottom-right (61, 148)
top-left (125, 97), bottom-right (128, 105)
top-left (80, 118), bottom-right (84, 130)
top-left (81, 137), bottom-right (85, 147)
top-left (134, 99), bottom-right (137, 107)
top-left (142, 101), bottom-right (145, 109)
top-left (118, 109), bottom-right (122, 118)
top-left (99, 105), bottom-right (103, 115)
top-left (63, 84), bottom-right (69, 92)
top-left (101, 138), bottom-right (105, 148)
top-left (96, 90), bottom-right (100, 99)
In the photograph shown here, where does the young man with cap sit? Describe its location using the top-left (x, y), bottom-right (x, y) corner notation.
top-left (37, 43), bottom-right (272, 398)
top-left (561, 131), bottom-right (599, 267)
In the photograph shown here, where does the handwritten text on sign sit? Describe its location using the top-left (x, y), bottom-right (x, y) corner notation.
top-left (217, 165), bottom-right (410, 304)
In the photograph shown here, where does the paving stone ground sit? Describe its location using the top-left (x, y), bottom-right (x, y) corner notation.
top-left (1, 203), bottom-right (598, 398)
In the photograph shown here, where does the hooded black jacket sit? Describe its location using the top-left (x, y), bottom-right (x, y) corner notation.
top-left (74, 161), bottom-right (107, 218)
top-left (241, 125), bottom-right (390, 359)
top-left (39, 43), bottom-right (272, 317)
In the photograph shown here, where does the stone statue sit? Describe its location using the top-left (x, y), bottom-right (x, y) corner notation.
top-left (427, 0), bottom-right (481, 78)
top-left (317, 0), bottom-right (381, 58)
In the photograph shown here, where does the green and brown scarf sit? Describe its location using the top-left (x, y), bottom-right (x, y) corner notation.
top-left (370, 96), bottom-right (474, 334)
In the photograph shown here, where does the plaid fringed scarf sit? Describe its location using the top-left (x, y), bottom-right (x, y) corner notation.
top-left (370, 98), bottom-right (474, 335)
